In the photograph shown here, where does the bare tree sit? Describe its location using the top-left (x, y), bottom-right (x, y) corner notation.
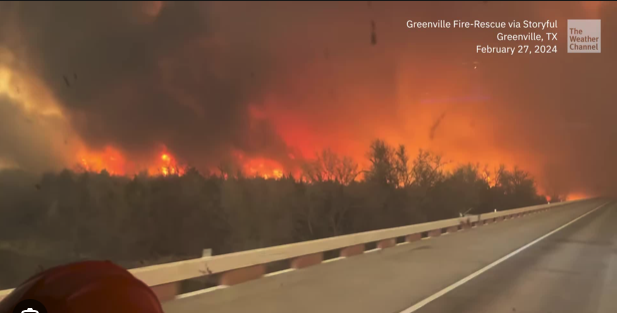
top-left (217, 159), bottom-right (239, 179)
top-left (411, 149), bottom-right (445, 189)
top-left (302, 149), bottom-right (360, 185)
top-left (365, 139), bottom-right (398, 186)
top-left (395, 145), bottom-right (412, 187)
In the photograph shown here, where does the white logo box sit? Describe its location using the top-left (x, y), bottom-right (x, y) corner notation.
top-left (567, 19), bottom-right (601, 53)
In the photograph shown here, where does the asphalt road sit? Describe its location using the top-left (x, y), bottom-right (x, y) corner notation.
top-left (414, 199), bottom-right (617, 313)
top-left (164, 199), bottom-right (613, 313)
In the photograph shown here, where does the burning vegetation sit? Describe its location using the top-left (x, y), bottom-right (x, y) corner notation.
top-left (0, 137), bottom-right (553, 288)
top-left (0, 2), bottom-right (611, 198)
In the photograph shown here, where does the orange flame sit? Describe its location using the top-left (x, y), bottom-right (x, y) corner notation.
top-left (77, 146), bottom-right (126, 175)
top-left (155, 151), bottom-right (185, 176)
top-left (227, 150), bottom-right (292, 179)
top-left (243, 158), bottom-right (285, 179)
top-left (76, 146), bottom-right (190, 177)
top-left (75, 145), bottom-right (292, 179)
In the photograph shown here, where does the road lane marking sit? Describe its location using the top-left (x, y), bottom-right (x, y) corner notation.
top-left (399, 201), bottom-right (611, 313)
top-left (176, 285), bottom-right (228, 299)
top-left (323, 257), bottom-right (346, 263)
top-left (264, 268), bottom-right (296, 277)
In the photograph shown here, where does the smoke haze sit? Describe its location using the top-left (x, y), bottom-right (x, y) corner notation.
top-left (0, 1), bottom-right (615, 197)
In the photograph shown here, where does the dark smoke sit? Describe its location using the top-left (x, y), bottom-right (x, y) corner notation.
top-left (0, 2), bottom-right (616, 197)
top-left (0, 1), bottom-right (290, 169)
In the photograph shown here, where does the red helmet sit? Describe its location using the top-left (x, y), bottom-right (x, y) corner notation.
top-left (0, 261), bottom-right (164, 313)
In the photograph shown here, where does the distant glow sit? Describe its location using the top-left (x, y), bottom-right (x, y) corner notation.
top-left (566, 193), bottom-right (588, 201)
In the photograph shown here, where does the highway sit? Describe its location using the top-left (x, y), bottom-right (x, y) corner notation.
top-left (164, 199), bottom-right (614, 313)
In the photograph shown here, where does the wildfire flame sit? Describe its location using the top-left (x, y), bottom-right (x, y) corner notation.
top-left (75, 146), bottom-right (288, 179)
top-left (243, 157), bottom-right (285, 179)
top-left (482, 171), bottom-right (495, 187)
top-left (157, 152), bottom-right (185, 176)
top-left (225, 150), bottom-right (289, 180)
top-left (77, 146), bottom-right (126, 175)
top-left (76, 146), bottom-right (187, 177)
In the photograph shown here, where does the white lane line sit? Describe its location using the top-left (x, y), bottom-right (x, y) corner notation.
top-left (264, 268), bottom-right (296, 277)
top-left (399, 201), bottom-right (611, 313)
top-left (176, 285), bottom-right (228, 299)
top-left (323, 257), bottom-right (346, 263)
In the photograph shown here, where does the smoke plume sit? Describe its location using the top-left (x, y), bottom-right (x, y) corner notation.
top-left (0, 1), bottom-right (615, 196)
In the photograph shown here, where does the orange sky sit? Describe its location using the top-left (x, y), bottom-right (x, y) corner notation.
top-left (0, 1), bottom-right (615, 198)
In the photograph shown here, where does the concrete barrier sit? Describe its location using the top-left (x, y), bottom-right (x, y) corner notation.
top-left (406, 233), bottom-right (422, 242)
top-left (151, 282), bottom-right (179, 302)
top-left (219, 265), bottom-right (266, 286)
top-left (341, 244), bottom-right (365, 257)
top-left (428, 229), bottom-right (442, 237)
top-left (291, 253), bottom-right (323, 269)
top-left (377, 238), bottom-right (396, 249)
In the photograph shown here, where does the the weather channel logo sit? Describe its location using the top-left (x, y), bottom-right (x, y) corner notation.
top-left (568, 19), bottom-right (601, 53)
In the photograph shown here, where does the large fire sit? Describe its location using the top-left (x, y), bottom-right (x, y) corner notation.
top-left (76, 147), bottom-right (288, 179)
top-left (78, 146), bottom-right (126, 176)
top-left (155, 152), bottom-right (186, 176)
top-left (73, 143), bottom-right (589, 201)
top-left (1, 1), bottom-right (607, 199)
top-left (228, 150), bottom-right (289, 179)
top-left (242, 157), bottom-right (285, 179)
top-left (76, 146), bottom-right (187, 177)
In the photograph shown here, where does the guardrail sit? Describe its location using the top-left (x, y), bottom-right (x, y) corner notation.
top-left (0, 198), bottom-right (592, 302)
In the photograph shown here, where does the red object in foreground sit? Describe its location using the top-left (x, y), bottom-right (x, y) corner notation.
top-left (0, 260), bottom-right (164, 313)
